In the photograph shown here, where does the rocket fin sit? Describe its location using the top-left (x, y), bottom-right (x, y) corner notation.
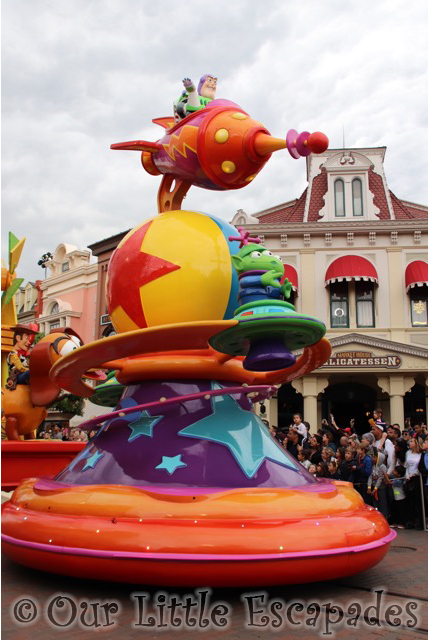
top-left (110, 140), bottom-right (161, 152)
top-left (152, 117), bottom-right (175, 130)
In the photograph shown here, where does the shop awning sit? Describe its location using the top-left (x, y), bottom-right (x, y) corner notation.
top-left (325, 256), bottom-right (378, 286)
top-left (281, 264), bottom-right (298, 292)
top-left (405, 260), bottom-right (428, 292)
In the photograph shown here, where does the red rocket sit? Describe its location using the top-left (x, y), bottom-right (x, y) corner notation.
top-left (111, 99), bottom-right (328, 212)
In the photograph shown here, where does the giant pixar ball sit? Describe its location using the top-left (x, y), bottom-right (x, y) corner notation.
top-left (106, 210), bottom-right (240, 333)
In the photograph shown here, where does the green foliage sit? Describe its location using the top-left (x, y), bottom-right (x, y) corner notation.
top-left (50, 394), bottom-right (84, 417)
top-left (34, 331), bottom-right (45, 344)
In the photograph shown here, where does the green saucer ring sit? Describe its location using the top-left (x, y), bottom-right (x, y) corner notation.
top-left (89, 371), bottom-right (124, 407)
top-left (209, 314), bottom-right (326, 357)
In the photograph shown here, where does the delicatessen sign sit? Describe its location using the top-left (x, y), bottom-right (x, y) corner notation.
top-left (324, 350), bottom-right (401, 368)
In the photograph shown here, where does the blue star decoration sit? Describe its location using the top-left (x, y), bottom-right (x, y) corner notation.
top-left (106, 397), bottom-right (163, 442)
top-left (127, 410), bottom-right (164, 442)
top-left (82, 450), bottom-right (104, 471)
top-left (178, 382), bottom-right (298, 478)
top-left (65, 425), bottom-right (109, 473)
top-left (155, 454), bottom-right (187, 475)
top-left (67, 445), bottom-right (94, 472)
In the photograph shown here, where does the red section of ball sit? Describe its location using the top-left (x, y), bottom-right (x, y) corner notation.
top-left (307, 132), bottom-right (329, 154)
top-left (107, 221), bottom-right (182, 331)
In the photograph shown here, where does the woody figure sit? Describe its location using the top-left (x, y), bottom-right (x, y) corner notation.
top-left (6, 324), bottom-right (38, 390)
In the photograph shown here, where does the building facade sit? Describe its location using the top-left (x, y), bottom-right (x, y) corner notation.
top-left (37, 243), bottom-right (98, 344)
top-left (231, 146), bottom-right (428, 433)
top-left (85, 146), bottom-right (428, 432)
top-left (15, 281), bottom-right (39, 325)
top-left (88, 230), bottom-right (129, 339)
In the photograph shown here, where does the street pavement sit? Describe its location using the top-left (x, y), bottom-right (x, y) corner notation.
top-left (2, 529), bottom-right (427, 639)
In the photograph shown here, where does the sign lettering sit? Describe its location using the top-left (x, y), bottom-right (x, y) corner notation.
top-left (323, 350), bottom-right (401, 368)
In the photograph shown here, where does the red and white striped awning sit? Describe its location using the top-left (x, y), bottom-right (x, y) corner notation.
top-left (405, 260), bottom-right (428, 292)
top-left (325, 256), bottom-right (378, 286)
top-left (281, 264), bottom-right (298, 292)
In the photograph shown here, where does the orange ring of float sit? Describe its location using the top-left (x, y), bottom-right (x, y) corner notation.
top-left (2, 478), bottom-right (394, 586)
top-left (49, 321), bottom-right (332, 396)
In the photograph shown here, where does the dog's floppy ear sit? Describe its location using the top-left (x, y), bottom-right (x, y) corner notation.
top-left (30, 329), bottom-right (84, 406)
top-left (29, 339), bottom-right (61, 407)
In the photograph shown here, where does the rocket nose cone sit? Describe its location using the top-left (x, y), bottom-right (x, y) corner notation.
top-left (252, 132), bottom-right (287, 157)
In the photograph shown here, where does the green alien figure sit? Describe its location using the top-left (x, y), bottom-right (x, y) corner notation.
top-left (231, 244), bottom-right (293, 307)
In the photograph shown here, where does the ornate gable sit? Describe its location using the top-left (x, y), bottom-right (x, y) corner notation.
top-left (316, 151), bottom-right (382, 221)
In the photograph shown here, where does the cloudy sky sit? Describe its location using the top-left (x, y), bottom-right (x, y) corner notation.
top-left (2, 0), bottom-right (428, 283)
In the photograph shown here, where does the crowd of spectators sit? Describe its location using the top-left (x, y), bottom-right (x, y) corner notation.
top-left (268, 410), bottom-right (428, 531)
top-left (37, 423), bottom-right (96, 442)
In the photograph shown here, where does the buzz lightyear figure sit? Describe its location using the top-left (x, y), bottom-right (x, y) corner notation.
top-left (175, 74), bottom-right (217, 121)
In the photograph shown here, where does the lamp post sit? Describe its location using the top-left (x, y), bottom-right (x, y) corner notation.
top-left (37, 252), bottom-right (53, 279)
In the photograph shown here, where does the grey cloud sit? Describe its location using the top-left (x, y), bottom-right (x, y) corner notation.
top-left (2, 0), bottom-right (427, 282)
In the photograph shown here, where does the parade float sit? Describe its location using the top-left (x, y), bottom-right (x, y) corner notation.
top-left (1, 77), bottom-right (395, 585)
top-left (1, 235), bottom-right (89, 490)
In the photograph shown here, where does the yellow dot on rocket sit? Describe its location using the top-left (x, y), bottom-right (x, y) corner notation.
top-left (245, 174), bottom-right (257, 182)
top-left (215, 128), bottom-right (229, 143)
top-left (232, 112), bottom-right (248, 120)
top-left (221, 161), bottom-right (236, 174)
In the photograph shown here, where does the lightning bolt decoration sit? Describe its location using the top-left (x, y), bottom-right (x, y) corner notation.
top-left (163, 125), bottom-right (198, 161)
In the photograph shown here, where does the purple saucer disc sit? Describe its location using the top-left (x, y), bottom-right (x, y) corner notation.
top-left (296, 131), bottom-right (311, 157)
top-left (286, 129), bottom-right (300, 159)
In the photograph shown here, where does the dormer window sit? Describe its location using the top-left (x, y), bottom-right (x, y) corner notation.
top-left (334, 179), bottom-right (345, 217)
top-left (352, 178), bottom-right (363, 216)
top-left (317, 151), bottom-right (381, 222)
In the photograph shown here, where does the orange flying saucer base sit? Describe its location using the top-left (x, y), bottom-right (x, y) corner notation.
top-left (2, 477), bottom-right (393, 587)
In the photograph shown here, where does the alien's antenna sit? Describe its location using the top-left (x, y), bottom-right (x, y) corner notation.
top-left (229, 227), bottom-right (262, 249)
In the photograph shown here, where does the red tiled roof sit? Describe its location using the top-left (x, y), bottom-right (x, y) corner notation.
top-left (286, 189), bottom-right (307, 222)
top-left (368, 168), bottom-right (391, 219)
top-left (256, 166), bottom-right (428, 223)
top-left (403, 204), bottom-right (428, 219)
top-left (260, 189), bottom-right (307, 223)
top-left (308, 167), bottom-right (328, 222)
top-left (365, 169), bottom-right (428, 220)
top-left (389, 191), bottom-right (414, 220)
